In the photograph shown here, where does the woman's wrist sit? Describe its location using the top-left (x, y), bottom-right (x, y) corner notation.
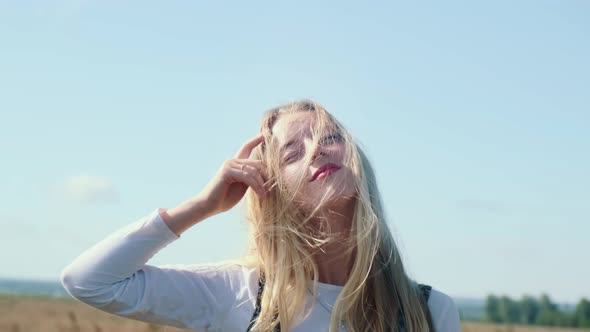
top-left (159, 195), bottom-right (215, 236)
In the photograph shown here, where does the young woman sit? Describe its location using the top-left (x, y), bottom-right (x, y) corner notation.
top-left (61, 100), bottom-right (461, 332)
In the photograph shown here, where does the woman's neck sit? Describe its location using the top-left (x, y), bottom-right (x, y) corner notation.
top-left (313, 243), bottom-right (355, 286)
top-left (309, 199), bottom-right (356, 286)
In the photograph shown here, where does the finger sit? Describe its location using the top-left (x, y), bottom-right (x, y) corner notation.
top-left (230, 164), bottom-right (266, 197)
top-left (237, 159), bottom-right (268, 184)
top-left (235, 134), bottom-right (265, 159)
top-left (242, 165), bottom-right (267, 196)
top-left (247, 165), bottom-right (268, 193)
top-left (226, 167), bottom-right (263, 196)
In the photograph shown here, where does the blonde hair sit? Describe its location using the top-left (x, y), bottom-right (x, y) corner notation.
top-left (236, 100), bottom-right (434, 332)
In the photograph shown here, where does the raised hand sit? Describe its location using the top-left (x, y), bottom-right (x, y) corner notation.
top-left (199, 134), bottom-right (269, 215)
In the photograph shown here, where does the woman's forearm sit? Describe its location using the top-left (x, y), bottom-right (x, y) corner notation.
top-left (159, 194), bottom-right (215, 237)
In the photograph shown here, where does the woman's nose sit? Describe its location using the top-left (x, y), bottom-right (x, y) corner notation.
top-left (310, 143), bottom-right (327, 161)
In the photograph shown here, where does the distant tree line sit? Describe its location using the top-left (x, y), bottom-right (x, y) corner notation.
top-left (485, 294), bottom-right (590, 328)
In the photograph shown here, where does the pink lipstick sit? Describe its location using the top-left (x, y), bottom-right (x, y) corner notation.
top-left (310, 163), bottom-right (341, 181)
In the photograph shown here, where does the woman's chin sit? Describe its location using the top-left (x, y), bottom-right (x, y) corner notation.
top-left (301, 191), bottom-right (356, 212)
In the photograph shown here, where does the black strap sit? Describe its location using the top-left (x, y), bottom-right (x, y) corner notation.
top-left (247, 272), bottom-right (280, 332)
top-left (418, 284), bottom-right (435, 331)
top-left (397, 284), bottom-right (433, 330)
top-left (247, 273), bottom-right (432, 332)
top-left (418, 284), bottom-right (432, 302)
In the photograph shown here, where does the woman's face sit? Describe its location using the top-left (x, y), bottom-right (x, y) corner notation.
top-left (271, 111), bottom-right (357, 211)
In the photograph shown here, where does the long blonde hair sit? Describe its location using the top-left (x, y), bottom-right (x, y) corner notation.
top-left (237, 100), bottom-right (433, 332)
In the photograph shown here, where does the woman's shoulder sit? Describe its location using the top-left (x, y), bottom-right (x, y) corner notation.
top-left (427, 287), bottom-right (456, 309)
top-left (427, 287), bottom-right (461, 332)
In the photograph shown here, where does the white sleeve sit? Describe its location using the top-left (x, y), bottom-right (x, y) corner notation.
top-left (60, 208), bottom-right (234, 330)
top-left (427, 288), bottom-right (461, 332)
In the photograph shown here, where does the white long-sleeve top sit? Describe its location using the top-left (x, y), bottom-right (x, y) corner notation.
top-left (61, 208), bottom-right (461, 332)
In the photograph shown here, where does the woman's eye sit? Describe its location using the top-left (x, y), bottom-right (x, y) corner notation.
top-left (284, 150), bottom-right (303, 163)
top-left (320, 134), bottom-right (343, 145)
top-left (282, 134), bottom-right (342, 164)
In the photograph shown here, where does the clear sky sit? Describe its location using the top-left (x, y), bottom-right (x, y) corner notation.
top-left (1, 1), bottom-right (588, 303)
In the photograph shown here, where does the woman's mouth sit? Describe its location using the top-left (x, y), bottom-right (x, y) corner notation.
top-left (311, 163), bottom-right (341, 181)
top-left (315, 168), bottom-right (339, 180)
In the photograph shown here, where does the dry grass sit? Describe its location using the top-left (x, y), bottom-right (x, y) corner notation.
top-left (0, 295), bottom-right (191, 332)
top-left (1, 295), bottom-right (589, 332)
top-left (462, 322), bottom-right (590, 332)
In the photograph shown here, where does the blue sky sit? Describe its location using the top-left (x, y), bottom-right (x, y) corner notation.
top-left (1, 1), bottom-right (588, 303)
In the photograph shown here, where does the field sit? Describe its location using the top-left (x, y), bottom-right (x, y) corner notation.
top-left (1, 295), bottom-right (588, 332)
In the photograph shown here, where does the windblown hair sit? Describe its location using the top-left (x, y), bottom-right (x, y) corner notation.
top-left (237, 100), bottom-right (434, 332)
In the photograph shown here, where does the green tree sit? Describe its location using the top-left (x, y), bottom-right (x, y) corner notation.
top-left (519, 295), bottom-right (540, 324)
top-left (485, 295), bottom-right (502, 323)
top-left (498, 296), bottom-right (521, 323)
top-left (574, 298), bottom-right (590, 328)
top-left (536, 294), bottom-right (568, 327)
